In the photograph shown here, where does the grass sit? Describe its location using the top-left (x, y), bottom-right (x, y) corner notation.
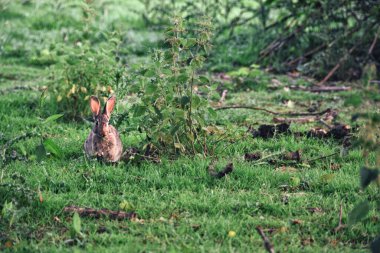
top-left (0, 1), bottom-right (379, 252)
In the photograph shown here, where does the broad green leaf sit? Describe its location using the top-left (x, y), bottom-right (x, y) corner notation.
top-left (208, 108), bottom-right (217, 119)
top-left (192, 95), bottom-right (201, 108)
top-left (145, 83), bottom-right (158, 95)
top-left (180, 96), bottom-right (190, 107)
top-left (144, 69), bottom-right (156, 78)
top-left (43, 139), bottom-right (63, 158)
top-left (72, 212), bottom-right (81, 235)
top-left (198, 75), bottom-right (209, 84)
top-left (348, 200), bottom-right (370, 225)
top-left (177, 74), bottom-right (188, 83)
top-left (185, 38), bottom-right (197, 47)
top-left (133, 105), bottom-right (147, 117)
top-left (42, 114), bottom-right (64, 124)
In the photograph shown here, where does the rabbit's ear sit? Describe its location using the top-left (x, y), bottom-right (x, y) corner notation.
top-left (104, 96), bottom-right (116, 118)
top-left (90, 96), bottom-right (101, 116)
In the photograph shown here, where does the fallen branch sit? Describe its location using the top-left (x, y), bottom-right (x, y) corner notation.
top-left (273, 116), bottom-right (317, 124)
top-left (256, 226), bottom-right (275, 253)
top-left (215, 106), bottom-right (333, 117)
top-left (286, 44), bottom-right (327, 66)
top-left (63, 206), bottom-right (137, 220)
top-left (272, 109), bottom-right (337, 124)
top-left (208, 162), bottom-right (234, 179)
top-left (306, 152), bottom-right (339, 163)
top-left (368, 28), bottom-right (379, 55)
top-left (288, 85), bottom-right (352, 92)
top-left (309, 86), bottom-right (352, 92)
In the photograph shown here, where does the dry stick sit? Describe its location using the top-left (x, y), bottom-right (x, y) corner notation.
top-left (308, 86), bottom-right (351, 92)
top-left (256, 226), bottom-right (275, 253)
top-left (218, 90), bottom-right (228, 105)
top-left (286, 44), bottom-right (326, 66)
top-left (306, 151), bottom-right (339, 163)
top-left (334, 201), bottom-right (346, 233)
top-left (368, 29), bottom-right (379, 55)
top-left (215, 106), bottom-right (332, 117)
top-left (273, 116), bottom-right (319, 124)
top-left (63, 206), bottom-right (137, 220)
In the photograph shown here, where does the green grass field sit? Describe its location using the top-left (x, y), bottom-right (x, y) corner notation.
top-left (0, 1), bottom-right (379, 252)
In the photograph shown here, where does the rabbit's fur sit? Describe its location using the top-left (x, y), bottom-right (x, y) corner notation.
top-left (84, 96), bottom-right (123, 163)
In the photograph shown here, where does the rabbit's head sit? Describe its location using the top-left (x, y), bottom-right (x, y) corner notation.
top-left (89, 96), bottom-right (116, 138)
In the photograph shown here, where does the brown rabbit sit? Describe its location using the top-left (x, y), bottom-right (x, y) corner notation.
top-left (84, 96), bottom-right (123, 163)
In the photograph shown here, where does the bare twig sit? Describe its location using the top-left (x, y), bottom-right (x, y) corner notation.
top-left (368, 29), bottom-right (379, 55)
top-left (273, 116), bottom-right (317, 124)
top-left (272, 109), bottom-right (337, 124)
top-left (287, 85), bottom-right (352, 92)
top-left (306, 152), bottom-right (339, 163)
top-left (63, 206), bottom-right (137, 220)
top-left (256, 226), bottom-right (275, 253)
top-left (286, 44), bottom-right (327, 66)
top-left (334, 201), bottom-right (346, 233)
top-left (215, 106), bottom-right (332, 117)
top-left (218, 90), bottom-right (228, 106)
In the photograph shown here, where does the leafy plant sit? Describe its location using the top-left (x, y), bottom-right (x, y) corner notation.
top-left (347, 86), bottom-right (380, 253)
top-left (50, 39), bottom-right (123, 120)
top-left (120, 16), bottom-right (217, 155)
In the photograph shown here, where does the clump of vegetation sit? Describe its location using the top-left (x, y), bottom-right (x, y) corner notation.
top-left (50, 41), bottom-right (123, 120)
top-left (121, 16), bottom-right (217, 155)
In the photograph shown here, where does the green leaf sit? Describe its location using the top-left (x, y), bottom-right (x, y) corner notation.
top-left (180, 96), bottom-right (190, 107)
top-left (144, 69), bottom-right (156, 78)
top-left (42, 114), bottom-right (64, 124)
top-left (43, 139), bottom-right (63, 158)
top-left (177, 74), bottom-right (188, 83)
top-left (198, 75), bottom-right (209, 84)
top-left (145, 83), bottom-right (158, 95)
top-left (185, 38), bottom-right (197, 47)
top-left (133, 105), bottom-right (147, 117)
top-left (208, 108), bottom-right (217, 119)
top-left (35, 144), bottom-right (46, 162)
top-left (360, 167), bottom-right (379, 188)
top-left (348, 200), bottom-right (370, 225)
top-left (72, 212), bottom-right (81, 235)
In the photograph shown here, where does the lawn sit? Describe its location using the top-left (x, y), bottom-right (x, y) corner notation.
top-left (0, 1), bottom-right (379, 252)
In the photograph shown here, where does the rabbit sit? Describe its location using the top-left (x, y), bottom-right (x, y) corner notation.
top-left (84, 95), bottom-right (123, 163)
